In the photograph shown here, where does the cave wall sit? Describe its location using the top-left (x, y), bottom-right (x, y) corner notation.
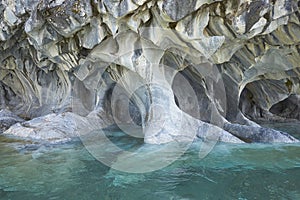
top-left (0, 0), bottom-right (299, 142)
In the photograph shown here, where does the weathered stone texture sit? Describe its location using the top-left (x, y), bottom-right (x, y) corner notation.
top-left (0, 0), bottom-right (299, 143)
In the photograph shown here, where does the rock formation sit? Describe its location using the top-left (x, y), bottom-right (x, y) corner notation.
top-left (0, 0), bottom-right (299, 143)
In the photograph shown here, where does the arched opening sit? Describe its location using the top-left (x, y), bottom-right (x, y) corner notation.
top-left (269, 94), bottom-right (300, 120)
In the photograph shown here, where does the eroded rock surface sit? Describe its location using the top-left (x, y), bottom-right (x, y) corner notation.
top-left (0, 109), bottom-right (24, 133)
top-left (4, 112), bottom-right (104, 141)
top-left (0, 0), bottom-right (299, 143)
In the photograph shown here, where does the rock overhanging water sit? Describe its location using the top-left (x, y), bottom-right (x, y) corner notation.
top-left (0, 0), bottom-right (299, 144)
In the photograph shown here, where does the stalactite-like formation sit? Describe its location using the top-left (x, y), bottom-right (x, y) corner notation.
top-left (0, 0), bottom-right (299, 143)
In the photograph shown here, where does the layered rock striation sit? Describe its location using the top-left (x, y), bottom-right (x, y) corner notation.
top-left (0, 0), bottom-right (299, 143)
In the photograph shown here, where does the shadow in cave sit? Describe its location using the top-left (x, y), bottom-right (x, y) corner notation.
top-left (269, 94), bottom-right (300, 121)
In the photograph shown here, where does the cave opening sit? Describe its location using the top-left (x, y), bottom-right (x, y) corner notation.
top-left (269, 94), bottom-right (300, 121)
top-left (239, 79), bottom-right (299, 122)
top-left (103, 81), bottom-right (150, 132)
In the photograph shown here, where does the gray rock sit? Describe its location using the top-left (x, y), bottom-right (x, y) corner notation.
top-left (3, 112), bottom-right (103, 142)
top-left (223, 123), bottom-right (299, 143)
top-left (0, 109), bottom-right (24, 133)
top-left (0, 0), bottom-right (299, 144)
top-left (3, 7), bottom-right (18, 26)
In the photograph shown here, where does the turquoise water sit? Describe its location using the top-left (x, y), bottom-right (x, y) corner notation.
top-left (0, 126), bottom-right (300, 200)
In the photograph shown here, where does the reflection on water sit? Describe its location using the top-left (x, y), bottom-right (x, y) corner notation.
top-left (0, 124), bottom-right (300, 200)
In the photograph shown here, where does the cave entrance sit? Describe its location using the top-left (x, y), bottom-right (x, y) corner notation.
top-left (239, 79), bottom-right (299, 122)
top-left (269, 94), bottom-right (300, 120)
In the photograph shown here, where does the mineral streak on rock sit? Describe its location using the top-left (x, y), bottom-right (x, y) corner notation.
top-left (0, 0), bottom-right (299, 143)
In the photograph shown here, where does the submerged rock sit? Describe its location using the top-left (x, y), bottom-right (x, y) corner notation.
top-left (0, 0), bottom-right (299, 144)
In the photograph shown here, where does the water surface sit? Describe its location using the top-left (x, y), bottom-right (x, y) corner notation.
top-left (0, 125), bottom-right (300, 200)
